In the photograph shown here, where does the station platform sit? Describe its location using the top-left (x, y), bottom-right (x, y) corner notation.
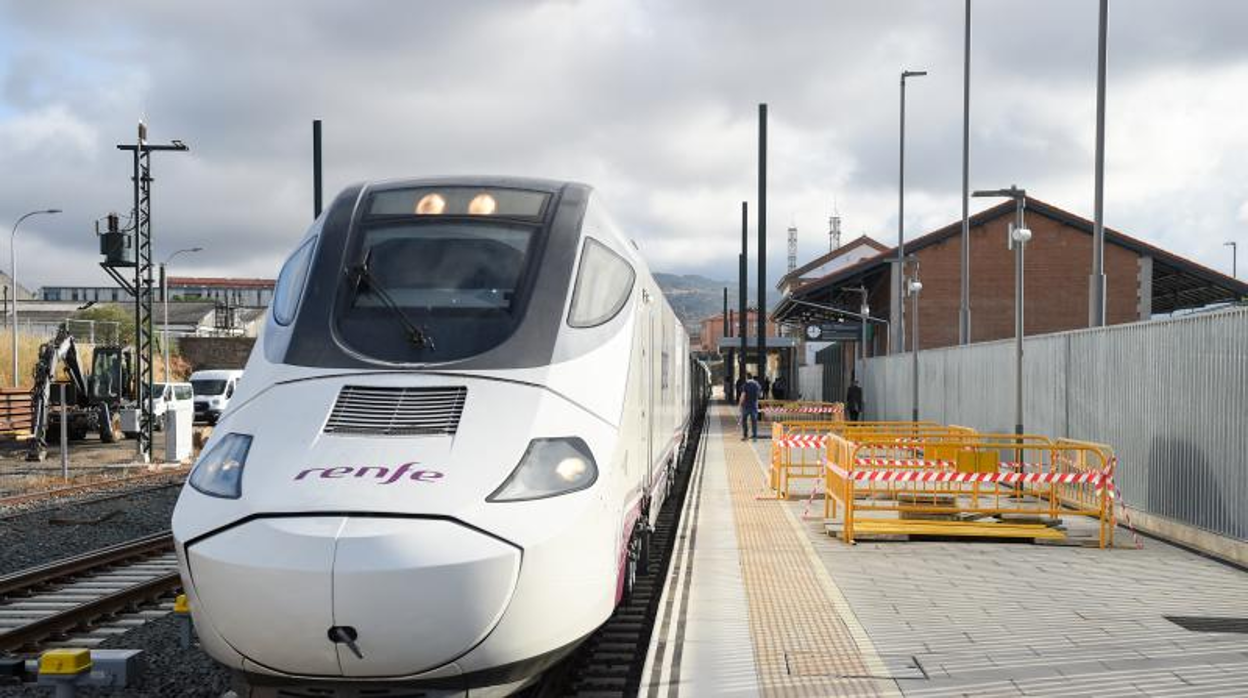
top-left (640, 404), bottom-right (1248, 697)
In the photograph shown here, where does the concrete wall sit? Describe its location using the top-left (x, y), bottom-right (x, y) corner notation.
top-left (862, 307), bottom-right (1248, 564)
top-left (178, 337), bottom-right (256, 371)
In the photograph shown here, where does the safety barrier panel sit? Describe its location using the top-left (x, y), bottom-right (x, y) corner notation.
top-left (823, 433), bottom-right (1116, 547)
top-left (759, 400), bottom-right (845, 422)
top-left (769, 419), bottom-right (965, 499)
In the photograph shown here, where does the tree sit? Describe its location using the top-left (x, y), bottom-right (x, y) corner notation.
top-left (72, 304), bottom-right (137, 346)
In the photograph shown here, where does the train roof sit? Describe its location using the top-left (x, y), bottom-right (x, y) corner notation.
top-left (356, 175), bottom-right (590, 196)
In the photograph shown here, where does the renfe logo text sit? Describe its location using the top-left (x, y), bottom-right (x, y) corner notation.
top-left (294, 462), bottom-right (444, 485)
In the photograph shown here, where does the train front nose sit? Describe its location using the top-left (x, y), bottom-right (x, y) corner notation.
top-left (185, 516), bottom-right (521, 677)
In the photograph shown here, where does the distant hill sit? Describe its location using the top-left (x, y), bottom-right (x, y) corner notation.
top-left (652, 273), bottom-right (781, 330)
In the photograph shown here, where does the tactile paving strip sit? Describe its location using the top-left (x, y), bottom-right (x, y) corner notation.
top-left (721, 409), bottom-right (889, 697)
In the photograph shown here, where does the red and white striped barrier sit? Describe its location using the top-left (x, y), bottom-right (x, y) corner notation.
top-left (854, 457), bottom-right (954, 469)
top-left (773, 434), bottom-right (828, 448)
top-left (767, 406), bottom-right (842, 414)
top-left (827, 462), bottom-right (1108, 486)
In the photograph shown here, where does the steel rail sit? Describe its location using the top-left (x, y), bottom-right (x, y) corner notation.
top-left (0, 571), bottom-right (180, 653)
top-left (0, 469), bottom-right (186, 508)
top-left (0, 531), bottom-right (173, 599)
top-left (0, 531), bottom-right (178, 652)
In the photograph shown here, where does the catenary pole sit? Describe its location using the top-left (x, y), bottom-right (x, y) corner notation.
top-left (757, 103), bottom-right (767, 383)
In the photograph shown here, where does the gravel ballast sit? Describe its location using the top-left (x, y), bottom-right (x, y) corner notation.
top-left (0, 612), bottom-right (233, 697)
top-left (0, 484), bottom-right (182, 574)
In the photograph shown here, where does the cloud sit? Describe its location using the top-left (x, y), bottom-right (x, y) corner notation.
top-left (0, 0), bottom-right (1245, 292)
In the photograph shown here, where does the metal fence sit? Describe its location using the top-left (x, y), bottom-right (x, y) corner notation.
top-left (797, 365), bottom-right (823, 402)
top-left (862, 307), bottom-right (1248, 542)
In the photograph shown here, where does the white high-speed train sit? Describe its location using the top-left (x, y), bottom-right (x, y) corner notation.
top-left (171, 177), bottom-right (709, 696)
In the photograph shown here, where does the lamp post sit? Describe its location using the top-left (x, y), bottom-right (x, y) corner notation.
top-left (906, 262), bottom-right (922, 422)
top-left (897, 69), bottom-right (927, 355)
top-left (846, 286), bottom-right (870, 381)
top-left (973, 186), bottom-right (1029, 435)
top-left (1226, 241), bottom-right (1238, 279)
top-left (161, 247), bottom-right (203, 381)
top-left (10, 209), bottom-right (62, 387)
top-left (960, 0), bottom-right (972, 344)
top-left (1090, 0), bottom-right (1109, 327)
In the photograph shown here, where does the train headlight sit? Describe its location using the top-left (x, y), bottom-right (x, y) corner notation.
top-left (188, 433), bottom-right (253, 499)
top-left (487, 437), bottom-right (598, 502)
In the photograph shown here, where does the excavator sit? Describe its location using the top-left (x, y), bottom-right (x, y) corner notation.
top-left (26, 326), bottom-right (135, 462)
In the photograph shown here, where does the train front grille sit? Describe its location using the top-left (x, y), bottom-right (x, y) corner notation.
top-left (323, 385), bottom-right (467, 436)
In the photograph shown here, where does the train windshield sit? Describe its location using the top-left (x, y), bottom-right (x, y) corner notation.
top-left (335, 190), bottom-right (548, 362)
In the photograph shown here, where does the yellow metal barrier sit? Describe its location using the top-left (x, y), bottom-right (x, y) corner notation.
top-left (768, 419), bottom-right (965, 499)
top-left (760, 400), bottom-right (845, 423)
top-left (823, 433), bottom-right (1117, 548)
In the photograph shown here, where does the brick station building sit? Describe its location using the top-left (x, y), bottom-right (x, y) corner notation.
top-left (697, 309), bottom-right (779, 354)
top-left (773, 197), bottom-right (1248, 393)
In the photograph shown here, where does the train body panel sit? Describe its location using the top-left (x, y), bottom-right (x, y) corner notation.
top-left (172, 177), bottom-right (707, 694)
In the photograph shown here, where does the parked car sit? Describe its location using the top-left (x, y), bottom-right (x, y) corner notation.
top-left (190, 370), bottom-right (244, 425)
top-left (152, 382), bottom-right (194, 430)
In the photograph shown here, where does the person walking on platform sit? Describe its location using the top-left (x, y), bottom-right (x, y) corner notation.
top-left (846, 379), bottom-right (864, 422)
top-left (738, 375), bottom-right (761, 440)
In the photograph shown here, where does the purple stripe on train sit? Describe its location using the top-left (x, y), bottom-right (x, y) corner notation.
top-left (294, 462), bottom-right (444, 485)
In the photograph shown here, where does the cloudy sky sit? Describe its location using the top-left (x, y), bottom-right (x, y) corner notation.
top-left (1, 0), bottom-right (1245, 292)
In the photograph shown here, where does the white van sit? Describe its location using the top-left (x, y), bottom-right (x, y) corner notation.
top-left (190, 370), bottom-right (245, 425)
top-left (152, 382), bottom-right (194, 430)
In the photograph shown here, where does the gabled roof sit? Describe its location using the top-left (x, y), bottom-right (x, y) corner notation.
top-left (776, 235), bottom-right (890, 289)
top-left (169, 276), bottom-right (275, 289)
top-left (777, 196), bottom-right (1248, 318)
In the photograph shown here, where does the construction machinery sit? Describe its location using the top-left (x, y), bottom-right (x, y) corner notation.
top-left (27, 326), bottom-right (135, 462)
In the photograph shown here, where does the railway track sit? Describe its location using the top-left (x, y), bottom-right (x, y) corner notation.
top-left (532, 398), bottom-right (708, 697)
top-left (0, 469), bottom-right (187, 509)
top-left (0, 531), bottom-right (180, 653)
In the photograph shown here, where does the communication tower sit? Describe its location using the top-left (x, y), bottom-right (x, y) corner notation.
top-left (829, 204), bottom-right (842, 252)
top-left (786, 223), bottom-right (798, 274)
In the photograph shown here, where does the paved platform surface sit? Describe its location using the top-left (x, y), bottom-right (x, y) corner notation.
top-left (644, 404), bottom-right (1248, 697)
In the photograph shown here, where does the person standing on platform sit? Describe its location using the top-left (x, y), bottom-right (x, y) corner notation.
top-left (846, 379), bottom-right (864, 422)
top-left (738, 375), bottom-right (761, 440)
top-left (772, 375), bottom-right (787, 401)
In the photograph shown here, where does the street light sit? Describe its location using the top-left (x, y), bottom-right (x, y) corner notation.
top-left (973, 186), bottom-right (1028, 435)
top-left (897, 69), bottom-right (927, 355)
top-left (161, 247), bottom-right (203, 381)
top-left (906, 261), bottom-right (922, 422)
top-left (846, 286), bottom-right (871, 381)
top-left (1226, 241), bottom-right (1238, 279)
top-left (10, 208), bottom-right (62, 386)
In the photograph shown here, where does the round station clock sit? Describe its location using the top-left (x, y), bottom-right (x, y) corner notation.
top-left (805, 324), bottom-right (823, 340)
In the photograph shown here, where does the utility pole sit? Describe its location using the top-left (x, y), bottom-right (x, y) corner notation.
top-left (960, 0), bottom-right (972, 344)
top-left (117, 122), bottom-right (188, 463)
top-left (738, 203), bottom-right (748, 383)
top-left (1090, 0), bottom-right (1109, 326)
top-left (313, 119), bottom-right (324, 218)
top-left (757, 103), bottom-right (768, 384)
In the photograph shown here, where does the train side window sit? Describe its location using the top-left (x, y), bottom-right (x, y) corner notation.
top-left (273, 236), bottom-right (317, 326)
top-left (568, 238), bottom-right (635, 328)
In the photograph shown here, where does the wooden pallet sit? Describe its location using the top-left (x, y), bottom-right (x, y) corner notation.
top-left (830, 518), bottom-right (1067, 541)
